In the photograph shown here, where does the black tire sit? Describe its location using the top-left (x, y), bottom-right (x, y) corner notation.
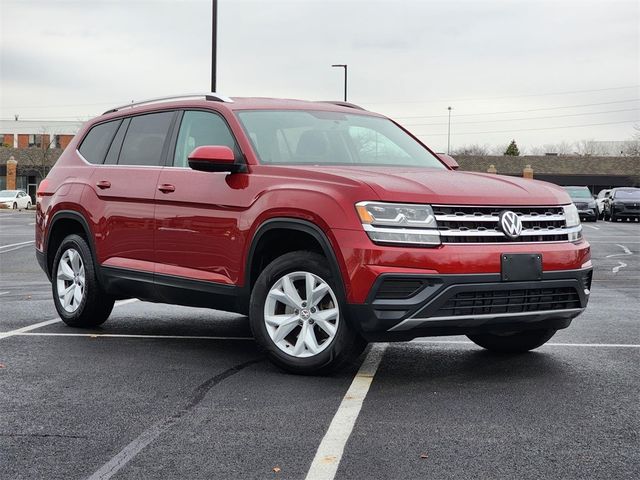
top-left (12, 202), bottom-right (17, 210)
top-left (610, 211), bottom-right (617, 222)
top-left (249, 251), bottom-right (367, 375)
top-left (51, 234), bottom-right (115, 327)
top-left (467, 328), bottom-right (557, 353)
top-left (26, 201), bottom-right (32, 210)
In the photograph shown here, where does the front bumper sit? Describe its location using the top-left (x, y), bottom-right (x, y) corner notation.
top-left (611, 205), bottom-right (640, 218)
top-left (347, 267), bottom-right (592, 341)
top-left (577, 208), bottom-right (597, 220)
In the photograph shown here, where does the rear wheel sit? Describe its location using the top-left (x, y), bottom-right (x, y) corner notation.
top-left (52, 234), bottom-right (115, 327)
top-left (26, 201), bottom-right (32, 210)
top-left (467, 328), bottom-right (557, 353)
top-left (250, 251), bottom-right (367, 374)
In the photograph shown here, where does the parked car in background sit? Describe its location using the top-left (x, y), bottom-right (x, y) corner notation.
top-left (0, 190), bottom-right (32, 210)
top-left (35, 94), bottom-right (592, 374)
top-left (603, 187), bottom-right (640, 222)
top-left (564, 186), bottom-right (597, 222)
top-left (595, 189), bottom-right (611, 218)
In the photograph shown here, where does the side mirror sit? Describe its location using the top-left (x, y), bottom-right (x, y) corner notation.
top-left (188, 145), bottom-right (246, 173)
top-left (437, 153), bottom-right (459, 170)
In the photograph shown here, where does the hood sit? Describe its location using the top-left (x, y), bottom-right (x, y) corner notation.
top-left (293, 166), bottom-right (571, 206)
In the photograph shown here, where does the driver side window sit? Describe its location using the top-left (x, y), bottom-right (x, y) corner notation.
top-left (173, 111), bottom-right (239, 167)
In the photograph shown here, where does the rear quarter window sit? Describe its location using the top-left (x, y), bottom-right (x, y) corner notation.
top-left (78, 120), bottom-right (122, 164)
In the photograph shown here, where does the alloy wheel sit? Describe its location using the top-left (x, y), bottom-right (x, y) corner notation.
top-left (264, 271), bottom-right (339, 358)
top-left (56, 248), bottom-right (86, 313)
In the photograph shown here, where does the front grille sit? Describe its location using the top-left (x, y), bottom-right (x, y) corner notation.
top-left (435, 287), bottom-right (581, 317)
top-left (433, 205), bottom-right (574, 243)
top-left (574, 202), bottom-right (589, 210)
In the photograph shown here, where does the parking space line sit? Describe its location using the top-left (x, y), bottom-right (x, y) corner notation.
top-left (412, 340), bottom-right (640, 348)
top-left (0, 240), bottom-right (35, 253)
top-left (0, 291), bottom-right (9, 296)
top-left (305, 343), bottom-right (388, 480)
top-left (13, 332), bottom-right (253, 341)
top-left (0, 299), bottom-right (138, 340)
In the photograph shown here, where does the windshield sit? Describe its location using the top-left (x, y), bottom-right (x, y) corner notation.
top-left (236, 110), bottom-right (446, 168)
top-left (614, 189), bottom-right (640, 199)
top-left (0, 190), bottom-right (17, 197)
top-left (564, 187), bottom-right (592, 199)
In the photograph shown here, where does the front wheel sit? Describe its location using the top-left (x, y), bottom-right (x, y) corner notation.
top-left (12, 202), bottom-right (17, 209)
top-left (467, 328), bottom-right (557, 353)
top-left (250, 251), bottom-right (366, 375)
top-left (52, 234), bottom-right (115, 327)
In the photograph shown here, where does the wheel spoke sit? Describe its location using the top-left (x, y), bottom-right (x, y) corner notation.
top-left (70, 250), bottom-right (81, 273)
top-left (304, 324), bottom-right (320, 354)
top-left (310, 283), bottom-right (330, 307)
top-left (315, 318), bottom-right (337, 337)
top-left (62, 285), bottom-right (75, 308)
top-left (73, 285), bottom-right (83, 306)
top-left (313, 307), bottom-right (338, 323)
top-left (273, 321), bottom-right (299, 343)
top-left (57, 261), bottom-right (74, 281)
top-left (265, 313), bottom-right (298, 327)
top-left (269, 289), bottom-right (298, 310)
top-left (281, 275), bottom-right (303, 307)
top-left (305, 272), bottom-right (315, 303)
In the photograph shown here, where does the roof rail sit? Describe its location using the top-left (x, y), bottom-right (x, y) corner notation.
top-left (103, 93), bottom-right (233, 114)
top-left (317, 100), bottom-right (366, 111)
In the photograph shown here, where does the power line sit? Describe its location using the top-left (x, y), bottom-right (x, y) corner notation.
top-left (362, 85), bottom-right (640, 106)
top-left (392, 99), bottom-right (640, 120)
top-left (401, 108), bottom-right (639, 127)
top-left (415, 119), bottom-right (638, 137)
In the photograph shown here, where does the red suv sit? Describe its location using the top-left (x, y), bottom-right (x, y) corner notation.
top-left (36, 94), bottom-right (592, 374)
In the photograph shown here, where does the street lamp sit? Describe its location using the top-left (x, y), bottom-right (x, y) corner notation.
top-left (211, 0), bottom-right (218, 92)
top-left (331, 64), bottom-right (348, 102)
top-left (447, 106), bottom-right (452, 154)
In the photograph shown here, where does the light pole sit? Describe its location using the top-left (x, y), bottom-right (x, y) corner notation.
top-left (447, 106), bottom-right (452, 154)
top-left (331, 64), bottom-right (348, 102)
top-left (211, 0), bottom-right (218, 92)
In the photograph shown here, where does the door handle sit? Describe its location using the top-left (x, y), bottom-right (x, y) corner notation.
top-left (158, 184), bottom-right (175, 193)
top-left (96, 180), bottom-right (111, 189)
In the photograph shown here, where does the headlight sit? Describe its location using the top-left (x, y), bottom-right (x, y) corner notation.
top-left (355, 201), bottom-right (440, 246)
top-left (563, 204), bottom-right (580, 227)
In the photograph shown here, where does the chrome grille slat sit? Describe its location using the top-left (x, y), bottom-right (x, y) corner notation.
top-left (433, 205), bottom-right (575, 243)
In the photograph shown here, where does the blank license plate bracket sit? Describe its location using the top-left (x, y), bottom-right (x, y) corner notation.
top-left (501, 253), bottom-right (542, 282)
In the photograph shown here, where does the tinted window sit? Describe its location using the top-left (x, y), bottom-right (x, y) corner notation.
top-left (173, 111), bottom-right (238, 167)
top-left (118, 112), bottom-right (174, 166)
top-left (79, 120), bottom-right (121, 164)
top-left (104, 118), bottom-right (130, 165)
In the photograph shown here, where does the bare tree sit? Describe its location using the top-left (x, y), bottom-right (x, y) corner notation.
top-left (575, 139), bottom-right (608, 156)
top-left (21, 128), bottom-right (56, 180)
top-left (623, 125), bottom-right (640, 156)
top-left (452, 143), bottom-right (491, 156)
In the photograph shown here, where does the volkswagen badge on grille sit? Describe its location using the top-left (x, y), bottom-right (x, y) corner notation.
top-left (499, 210), bottom-right (523, 239)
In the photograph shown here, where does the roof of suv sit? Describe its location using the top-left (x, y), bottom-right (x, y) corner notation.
top-left (100, 94), bottom-right (382, 121)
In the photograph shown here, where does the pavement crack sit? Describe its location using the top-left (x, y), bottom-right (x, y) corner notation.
top-left (0, 433), bottom-right (88, 439)
top-left (85, 357), bottom-right (262, 480)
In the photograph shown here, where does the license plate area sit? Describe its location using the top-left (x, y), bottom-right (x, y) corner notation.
top-left (501, 253), bottom-right (542, 282)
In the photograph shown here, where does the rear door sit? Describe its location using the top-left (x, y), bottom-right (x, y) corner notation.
top-left (83, 111), bottom-right (177, 273)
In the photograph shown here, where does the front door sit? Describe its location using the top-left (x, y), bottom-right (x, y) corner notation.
top-left (154, 109), bottom-right (249, 289)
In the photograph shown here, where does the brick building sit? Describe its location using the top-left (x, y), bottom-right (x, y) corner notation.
top-left (0, 120), bottom-right (83, 199)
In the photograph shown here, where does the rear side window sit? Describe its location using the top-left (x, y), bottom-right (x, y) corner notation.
top-left (173, 111), bottom-right (238, 167)
top-left (79, 120), bottom-right (122, 164)
top-left (118, 112), bottom-right (174, 166)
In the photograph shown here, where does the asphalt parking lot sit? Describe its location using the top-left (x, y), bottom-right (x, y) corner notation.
top-left (1, 210), bottom-right (638, 480)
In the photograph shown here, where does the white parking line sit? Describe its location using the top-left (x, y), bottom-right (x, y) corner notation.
top-left (305, 343), bottom-right (387, 480)
top-left (612, 261), bottom-right (628, 273)
top-left (13, 332), bottom-right (253, 341)
top-left (412, 339), bottom-right (640, 348)
top-left (0, 240), bottom-right (35, 253)
top-left (0, 291), bottom-right (9, 296)
top-left (0, 299), bottom-right (138, 340)
top-left (584, 225), bottom-right (600, 230)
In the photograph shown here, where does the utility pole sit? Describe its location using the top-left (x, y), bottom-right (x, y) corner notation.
top-left (211, 0), bottom-right (218, 92)
top-left (331, 64), bottom-right (348, 101)
top-left (447, 106), bottom-right (452, 154)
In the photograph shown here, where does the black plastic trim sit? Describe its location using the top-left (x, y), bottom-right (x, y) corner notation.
top-left (244, 218), bottom-right (345, 297)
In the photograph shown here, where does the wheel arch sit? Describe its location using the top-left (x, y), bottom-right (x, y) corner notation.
top-left (45, 210), bottom-right (97, 279)
top-left (244, 218), bottom-right (347, 299)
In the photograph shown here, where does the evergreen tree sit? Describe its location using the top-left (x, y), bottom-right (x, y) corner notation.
top-left (504, 140), bottom-right (520, 156)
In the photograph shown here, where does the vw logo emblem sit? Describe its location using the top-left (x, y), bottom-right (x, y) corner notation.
top-left (499, 210), bottom-right (523, 239)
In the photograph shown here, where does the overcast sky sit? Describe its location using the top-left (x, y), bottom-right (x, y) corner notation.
top-left (1, 0), bottom-right (638, 152)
